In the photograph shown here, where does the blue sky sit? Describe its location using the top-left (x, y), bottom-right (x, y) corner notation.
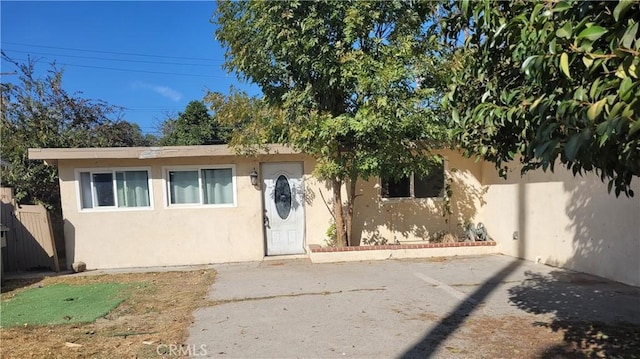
top-left (1, 1), bottom-right (260, 136)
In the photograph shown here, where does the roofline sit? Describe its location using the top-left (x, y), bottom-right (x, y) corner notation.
top-left (28, 144), bottom-right (299, 164)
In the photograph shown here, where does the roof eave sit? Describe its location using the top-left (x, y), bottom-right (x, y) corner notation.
top-left (28, 144), bottom-right (298, 163)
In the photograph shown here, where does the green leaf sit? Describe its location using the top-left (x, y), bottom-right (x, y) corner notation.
top-left (521, 55), bottom-right (539, 72)
top-left (451, 109), bottom-right (459, 123)
top-left (619, 77), bottom-right (634, 102)
top-left (530, 94), bottom-right (545, 112)
top-left (578, 39), bottom-right (594, 52)
top-left (599, 130), bottom-right (609, 147)
top-left (574, 17), bottom-right (590, 36)
top-left (530, 4), bottom-right (544, 23)
top-left (564, 133), bottom-right (582, 161)
top-left (608, 101), bottom-right (626, 119)
top-left (461, 0), bottom-right (469, 15)
top-left (553, 2), bottom-right (572, 13)
top-left (548, 38), bottom-right (557, 54)
top-left (613, 0), bottom-right (634, 22)
top-left (621, 22), bottom-right (638, 49)
top-left (622, 103), bottom-right (635, 118)
top-left (582, 56), bottom-right (593, 69)
top-left (629, 120), bottom-right (640, 135)
top-left (590, 77), bottom-right (601, 99)
top-left (534, 140), bottom-right (553, 158)
top-left (577, 26), bottom-right (607, 41)
top-left (560, 53), bottom-right (571, 79)
top-left (616, 64), bottom-right (628, 79)
top-left (587, 98), bottom-right (607, 121)
top-left (555, 22), bottom-right (573, 39)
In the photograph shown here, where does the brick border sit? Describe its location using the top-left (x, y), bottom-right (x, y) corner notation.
top-left (309, 241), bottom-right (496, 253)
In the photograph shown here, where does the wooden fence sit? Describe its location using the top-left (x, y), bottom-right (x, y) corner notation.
top-left (0, 187), bottom-right (60, 272)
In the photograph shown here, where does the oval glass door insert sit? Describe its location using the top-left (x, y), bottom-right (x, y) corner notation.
top-left (275, 175), bottom-right (292, 219)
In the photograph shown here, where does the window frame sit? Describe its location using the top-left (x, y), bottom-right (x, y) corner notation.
top-left (75, 167), bottom-right (154, 212)
top-left (379, 160), bottom-right (448, 202)
top-left (162, 164), bottom-right (237, 209)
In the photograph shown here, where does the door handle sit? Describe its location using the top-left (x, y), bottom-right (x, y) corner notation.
top-left (263, 215), bottom-right (270, 228)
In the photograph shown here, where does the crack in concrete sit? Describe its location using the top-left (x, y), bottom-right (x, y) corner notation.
top-left (208, 287), bottom-right (387, 305)
top-left (449, 280), bottom-right (524, 287)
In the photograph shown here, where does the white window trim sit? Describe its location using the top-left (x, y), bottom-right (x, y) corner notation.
top-left (74, 167), bottom-right (154, 212)
top-left (162, 164), bottom-right (237, 209)
top-left (379, 160), bottom-right (448, 203)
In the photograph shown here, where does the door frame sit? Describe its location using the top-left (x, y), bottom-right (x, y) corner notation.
top-left (261, 161), bottom-right (306, 256)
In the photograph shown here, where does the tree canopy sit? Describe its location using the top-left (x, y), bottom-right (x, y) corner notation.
top-left (204, 89), bottom-right (287, 154)
top-left (215, 0), bottom-right (449, 245)
top-left (440, 0), bottom-right (639, 196)
top-left (0, 55), bottom-right (150, 211)
top-left (160, 100), bottom-right (230, 146)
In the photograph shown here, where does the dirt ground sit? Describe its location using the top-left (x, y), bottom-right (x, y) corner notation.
top-left (1, 269), bottom-right (215, 359)
top-left (455, 315), bottom-right (640, 358)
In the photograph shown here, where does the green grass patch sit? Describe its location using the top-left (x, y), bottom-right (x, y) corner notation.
top-left (1, 283), bottom-right (128, 327)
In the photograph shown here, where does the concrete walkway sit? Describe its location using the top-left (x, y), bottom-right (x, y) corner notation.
top-left (187, 254), bottom-right (640, 358)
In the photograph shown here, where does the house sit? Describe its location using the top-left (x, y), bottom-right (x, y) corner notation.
top-left (28, 144), bottom-right (639, 286)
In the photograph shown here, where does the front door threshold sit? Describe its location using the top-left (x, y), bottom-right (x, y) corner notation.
top-left (263, 253), bottom-right (309, 261)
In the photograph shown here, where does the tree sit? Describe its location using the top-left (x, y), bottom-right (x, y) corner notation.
top-left (94, 121), bottom-right (156, 147)
top-left (439, 0), bottom-right (639, 196)
top-left (204, 88), bottom-right (288, 154)
top-left (160, 100), bottom-right (230, 146)
top-left (215, 1), bottom-right (449, 245)
top-left (0, 54), bottom-right (149, 211)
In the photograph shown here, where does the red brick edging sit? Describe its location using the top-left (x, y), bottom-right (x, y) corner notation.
top-left (310, 241), bottom-right (496, 253)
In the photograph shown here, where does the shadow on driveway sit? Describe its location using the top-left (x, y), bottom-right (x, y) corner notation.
top-left (509, 270), bottom-right (640, 358)
top-left (400, 260), bottom-right (523, 358)
top-left (401, 264), bottom-right (640, 358)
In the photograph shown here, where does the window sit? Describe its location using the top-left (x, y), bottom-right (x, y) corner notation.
top-left (166, 166), bottom-right (235, 206)
top-left (79, 169), bottom-right (151, 210)
top-left (381, 164), bottom-right (445, 199)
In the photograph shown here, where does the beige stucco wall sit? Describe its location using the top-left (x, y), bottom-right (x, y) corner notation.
top-left (480, 163), bottom-right (640, 286)
top-left (351, 150), bottom-right (487, 245)
top-left (57, 154), bottom-right (333, 269)
top-left (54, 146), bottom-right (639, 286)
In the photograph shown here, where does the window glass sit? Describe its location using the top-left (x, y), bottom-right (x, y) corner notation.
top-left (80, 172), bottom-right (93, 209)
top-left (382, 175), bottom-right (410, 198)
top-left (79, 170), bottom-right (151, 210)
top-left (274, 175), bottom-right (292, 219)
top-left (202, 168), bottom-right (233, 205)
top-left (92, 173), bottom-right (115, 207)
top-left (414, 165), bottom-right (444, 198)
top-left (381, 162), bottom-right (445, 199)
top-left (169, 170), bottom-right (200, 204)
top-left (116, 171), bottom-right (150, 207)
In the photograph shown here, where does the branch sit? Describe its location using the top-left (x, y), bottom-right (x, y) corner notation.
top-left (318, 189), bottom-right (336, 221)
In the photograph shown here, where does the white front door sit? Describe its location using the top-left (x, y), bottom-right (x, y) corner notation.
top-left (262, 162), bottom-right (305, 255)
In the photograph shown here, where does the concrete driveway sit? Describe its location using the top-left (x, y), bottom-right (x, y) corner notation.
top-left (188, 254), bottom-right (640, 358)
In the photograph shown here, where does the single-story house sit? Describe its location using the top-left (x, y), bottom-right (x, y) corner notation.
top-left (29, 145), bottom-right (639, 286)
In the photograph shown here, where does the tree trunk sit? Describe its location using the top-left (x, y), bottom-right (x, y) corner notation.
top-left (345, 174), bottom-right (357, 246)
top-left (332, 178), bottom-right (347, 247)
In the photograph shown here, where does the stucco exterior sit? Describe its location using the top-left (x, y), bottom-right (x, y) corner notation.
top-left (30, 145), bottom-right (639, 286)
top-left (350, 150), bottom-right (486, 245)
top-left (49, 149), bottom-right (334, 269)
top-left (480, 162), bottom-right (640, 287)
